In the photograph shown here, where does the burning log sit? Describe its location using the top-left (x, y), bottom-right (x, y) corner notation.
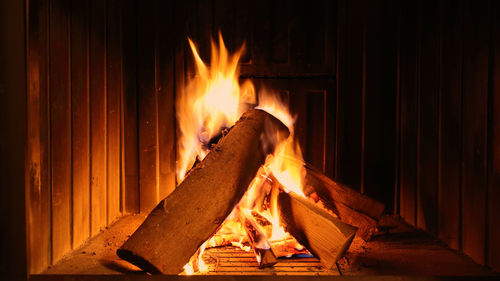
top-left (334, 201), bottom-right (377, 241)
top-left (117, 109), bottom-right (289, 274)
top-left (302, 164), bottom-right (383, 240)
top-left (236, 208), bottom-right (277, 268)
top-left (277, 191), bottom-right (357, 269)
top-left (304, 163), bottom-right (385, 219)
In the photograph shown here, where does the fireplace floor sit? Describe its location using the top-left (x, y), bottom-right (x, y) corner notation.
top-left (39, 214), bottom-right (496, 276)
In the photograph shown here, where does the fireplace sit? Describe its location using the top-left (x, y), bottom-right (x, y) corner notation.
top-left (1, 0), bottom-right (500, 279)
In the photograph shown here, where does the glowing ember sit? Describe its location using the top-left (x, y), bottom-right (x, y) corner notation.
top-left (178, 34), bottom-right (309, 275)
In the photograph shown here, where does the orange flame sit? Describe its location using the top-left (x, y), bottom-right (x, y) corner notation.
top-left (179, 34), bottom-right (308, 274)
top-left (176, 33), bottom-right (255, 181)
top-left (257, 91), bottom-right (306, 197)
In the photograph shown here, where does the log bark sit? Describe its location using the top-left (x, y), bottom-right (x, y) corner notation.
top-left (236, 208), bottom-right (277, 268)
top-left (117, 109), bottom-right (289, 274)
top-left (278, 191), bottom-right (357, 269)
top-left (304, 163), bottom-right (385, 219)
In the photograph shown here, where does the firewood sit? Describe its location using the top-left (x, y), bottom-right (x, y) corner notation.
top-left (304, 163), bottom-right (385, 219)
top-left (117, 109), bottom-right (289, 274)
top-left (277, 191), bottom-right (357, 269)
top-left (304, 188), bottom-right (377, 241)
top-left (236, 208), bottom-right (277, 268)
top-left (334, 201), bottom-right (377, 241)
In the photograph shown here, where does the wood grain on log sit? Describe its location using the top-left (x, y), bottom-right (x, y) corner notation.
top-left (302, 167), bottom-right (379, 241)
top-left (304, 163), bottom-right (385, 219)
top-left (278, 191), bottom-right (357, 269)
top-left (117, 109), bottom-right (289, 274)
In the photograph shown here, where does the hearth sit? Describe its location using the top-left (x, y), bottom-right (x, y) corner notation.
top-left (1, 0), bottom-right (500, 280)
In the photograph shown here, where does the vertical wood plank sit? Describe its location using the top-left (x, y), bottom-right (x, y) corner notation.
top-left (270, 0), bottom-right (290, 64)
top-left (398, 0), bottom-right (418, 225)
top-left (289, 0), bottom-right (307, 65)
top-left (325, 0), bottom-right (336, 75)
top-left (183, 0), bottom-right (197, 78)
top-left (157, 0), bottom-right (177, 200)
top-left (305, 0), bottom-right (325, 65)
top-left (417, 0), bottom-right (440, 234)
top-left (290, 90), bottom-right (308, 162)
top-left (306, 91), bottom-right (326, 171)
top-left (252, 0), bottom-right (271, 65)
top-left (361, 0), bottom-right (398, 210)
top-left (393, 0), bottom-right (401, 216)
top-left (233, 0), bottom-right (251, 63)
top-left (174, 0), bottom-right (186, 184)
top-left (362, 0), bottom-right (383, 200)
top-left (378, 0), bottom-right (399, 213)
top-left (71, 0), bottom-right (90, 249)
top-left (213, 0), bottom-right (234, 52)
top-left (324, 81), bottom-right (336, 179)
top-left (336, 0), bottom-right (364, 190)
top-left (138, 0), bottom-right (159, 212)
top-left (488, 0), bottom-right (500, 271)
top-left (438, 0), bottom-right (462, 251)
top-left (121, 0), bottom-right (139, 213)
top-left (49, 0), bottom-right (72, 262)
top-left (335, 0), bottom-right (346, 181)
top-left (195, 0), bottom-right (213, 63)
top-left (90, 0), bottom-right (108, 235)
top-left (461, 0), bottom-right (489, 265)
top-left (27, 0), bottom-right (51, 273)
top-left (106, 0), bottom-right (122, 223)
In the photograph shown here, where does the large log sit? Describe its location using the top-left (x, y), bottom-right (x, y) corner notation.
top-left (117, 109), bottom-right (289, 274)
top-left (278, 191), bottom-right (357, 269)
top-left (304, 163), bottom-right (385, 219)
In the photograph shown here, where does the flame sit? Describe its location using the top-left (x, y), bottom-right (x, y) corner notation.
top-left (176, 33), bottom-right (255, 181)
top-left (179, 34), bottom-right (309, 274)
top-left (265, 138), bottom-right (306, 197)
top-left (257, 90), bottom-right (306, 197)
top-left (182, 241), bottom-right (209, 275)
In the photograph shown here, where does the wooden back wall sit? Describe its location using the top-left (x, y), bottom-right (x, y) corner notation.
top-left (26, 0), bottom-right (126, 273)
top-left (24, 0), bottom-right (500, 275)
top-left (391, 0), bottom-right (500, 272)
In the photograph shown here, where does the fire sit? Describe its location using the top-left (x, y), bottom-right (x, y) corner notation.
top-left (178, 34), bottom-right (308, 275)
top-left (257, 91), bottom-right (306, 197)
top-left (176, 33), bottom-right (255, 181)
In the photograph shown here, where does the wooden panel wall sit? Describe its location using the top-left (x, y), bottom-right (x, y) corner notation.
top-left (336, 0), bottom-right (398, 209)
top-left (336, 0), bottom-right (499, 271)
top-left (394, 0), bottom-right (500, 271)
top-left (135, 0), bottom-right (178, 213)
top-left (26, 0), bottom-right (128, 273)
top-left (23, 0), bottom-right (500, 275)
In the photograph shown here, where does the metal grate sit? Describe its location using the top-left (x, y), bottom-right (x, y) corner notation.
top-left (199, 246), bottom-right (339, 275)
